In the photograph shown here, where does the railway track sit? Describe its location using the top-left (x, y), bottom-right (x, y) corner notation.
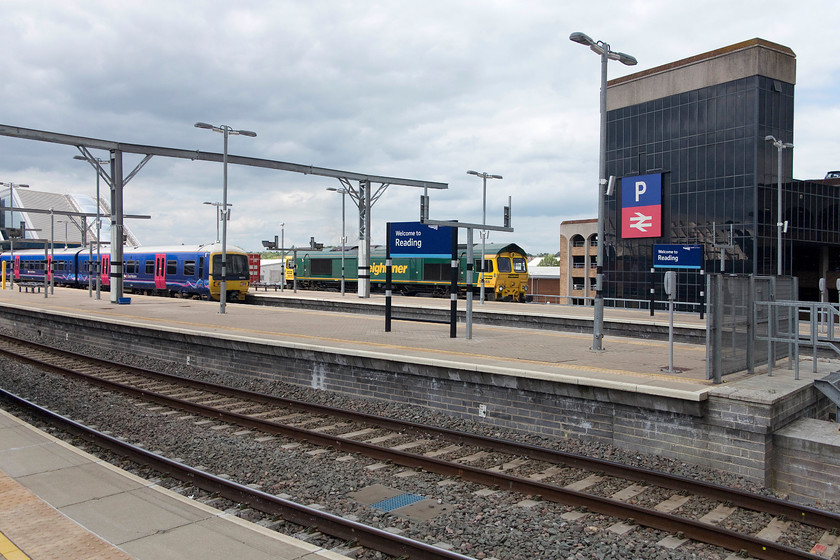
top-left (0, 333), bottom-right (837, 560)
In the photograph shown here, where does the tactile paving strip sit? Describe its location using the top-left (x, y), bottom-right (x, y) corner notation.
top-left (370, 493), bottom-right (426, 512)
top-left (0, 474), bottom-right (133, 560)
top-left (0, 529), bottom-right (31, 560)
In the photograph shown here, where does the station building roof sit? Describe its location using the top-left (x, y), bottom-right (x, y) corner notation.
top-left (3, 188), bottom-right (138, 248)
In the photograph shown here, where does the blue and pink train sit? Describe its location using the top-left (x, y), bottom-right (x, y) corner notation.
top-left (0, 242), bottom-right (251, 301)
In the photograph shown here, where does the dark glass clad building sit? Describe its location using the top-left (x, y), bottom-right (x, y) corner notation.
top-left (601, 39), bottom-right (839, 304)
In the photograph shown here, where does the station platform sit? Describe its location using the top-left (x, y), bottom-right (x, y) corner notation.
top-left (1, 286), bottom-right (717, 398)
top-left (0, 407), bottom-right (348, 560)
top-left (246, 288), bottom-right (708, 343)
top-left (0, 285), bottom-right (834, 502)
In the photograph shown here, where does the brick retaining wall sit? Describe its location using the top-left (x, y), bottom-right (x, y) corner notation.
top-left (1, 306), bottom-right (833, 501)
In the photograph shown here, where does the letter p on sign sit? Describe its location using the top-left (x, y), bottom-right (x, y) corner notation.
top-left (635, 181), bottom-right (647, 202)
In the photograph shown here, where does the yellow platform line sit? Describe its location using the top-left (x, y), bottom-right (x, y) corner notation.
top-left (0, 531), bottom-right (31, 560)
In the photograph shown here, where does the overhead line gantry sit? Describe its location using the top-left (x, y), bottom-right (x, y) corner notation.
top-left (0, 124), bottom-right (448, 302)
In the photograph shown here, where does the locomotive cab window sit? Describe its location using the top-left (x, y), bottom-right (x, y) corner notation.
top-left (513, 258), bottom-right (527, 273)
top-left (497, 258), bottom-right (512, 273)
top-left (475, 259), bottom-right (494, 273)
top-left (212, 253), bottom-right (250, 280)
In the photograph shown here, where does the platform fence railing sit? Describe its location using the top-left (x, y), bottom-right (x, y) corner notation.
top-left (706, 274), bottom-right (797, 383)
top-left (753, 300), bottom-right (840, 381)
top-left (527, 294), bottom-right (701, 314)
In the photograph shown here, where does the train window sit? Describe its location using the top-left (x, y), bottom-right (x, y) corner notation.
top-left (184, 260), bottom-right (195, 276)
top-left (212, 253), bottom-right (250, 280)
top-left (228, 254), bottom-right (250, 278)
top-left (145, 261), bottom-right (154, 275)
top-left (478, 259), bottom-right (494, 273)
top-left (124, 260), bottom-right (137, 274)
top-left (497, 258), bottom-right (512, 273)
top-left (166, 260), bottom-right (177, 275)
top-left (513, 258), bottom-right (527, 273)
top-left (198, 257), bottom-right (205, 278)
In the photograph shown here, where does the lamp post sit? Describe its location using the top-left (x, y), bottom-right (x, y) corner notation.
top-left (74, 155), bottom-right (109, 299)
top-left (326, 187), bottom-right (348, 295)
top-left (570, 31), bottom-right (637, 352)
top-left (467, 170), bottom-right (503, 304)
top-left (202, 201), bottom-right (225, 243)
top-left (279, 222), bottom-right (285, 292)
top-left (764, 135), bottom-right (794, 276)
top-left (1, 182), bottom-right (30, 289)
top-left (57, 219), bottom-right (69, 248)
top-left (195, 122), bottom-right (256, 314)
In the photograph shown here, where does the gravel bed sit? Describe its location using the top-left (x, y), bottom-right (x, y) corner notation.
top-left (1, 328), bottom-right (838, 560)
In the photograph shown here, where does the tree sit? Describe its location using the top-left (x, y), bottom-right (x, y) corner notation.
top-left (538, 254), bottom-right (558, 266)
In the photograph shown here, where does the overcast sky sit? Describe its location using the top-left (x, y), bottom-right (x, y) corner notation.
top-left (1, 1), bottom-right (838, 254)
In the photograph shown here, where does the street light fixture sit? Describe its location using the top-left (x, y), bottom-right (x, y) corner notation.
top-left (570, 31), bottom-right (637, 352)
top-left (57, 219), bottom-right (69, 248)
top-left (327, 187), bottom-right (348, 296)
top-left (74, 154), bottom-right (109, 299)
top-left (467, 170), bottom-right (503, 304)
top-left (0, 182), bottom-right (30, 288)
top-left (279, 222), bottom-right (285, 292)
top-left (202, 201), bottom-right (227, 243)
top-left (764, 135), bottom-right (794, 276)
top-left (194, 121), bottom-right (257, 314)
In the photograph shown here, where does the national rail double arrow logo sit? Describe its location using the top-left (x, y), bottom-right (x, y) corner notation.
top-left (629, 212), bottom-right (654, 233)
top-left (621, 173), bottom-right (662, 239)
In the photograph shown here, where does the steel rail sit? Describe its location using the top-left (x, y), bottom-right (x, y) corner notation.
top-left (0, 388), bottom-right (474, 560)
top-left (0, 334), bottom-right (834, 532)
top-left (0, 338), bottom-right (834, 559)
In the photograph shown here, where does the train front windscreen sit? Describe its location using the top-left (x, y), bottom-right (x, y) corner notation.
top-left (212, 253), bottom-right (250, 280)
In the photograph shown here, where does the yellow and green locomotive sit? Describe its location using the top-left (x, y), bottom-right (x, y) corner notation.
top-left (286, 243), bottom-right (530, 302)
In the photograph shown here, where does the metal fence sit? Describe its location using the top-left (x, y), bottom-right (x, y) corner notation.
top-left (706, 274), bottom-right (797, 383)
top-left (527, 294), bottom-right (702, 315)
top-left (753, 300), bottom-right (840, 380)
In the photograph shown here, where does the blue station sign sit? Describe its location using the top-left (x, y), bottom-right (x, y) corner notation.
top-left (389, 221), bottom-right (453, 258)
top-left (654, 244), bottom-right (703, 269)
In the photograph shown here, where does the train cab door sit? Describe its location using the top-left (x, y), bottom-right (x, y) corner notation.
top-left (13, 256), bottom-right (20, 280)
top-left (100, 255), bottom-right (110, 286)
top-left (154, 253), bottom-right (167, 289)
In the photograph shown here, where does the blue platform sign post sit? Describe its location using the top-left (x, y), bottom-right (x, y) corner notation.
top-left (652, 244), bottom-right (705, 321)
top-left (388, 222), bottom-right (453, 258)
top-left (654, 244), bottom-right (702, 269)
top-left (386, 221), bottom-right (456, 336)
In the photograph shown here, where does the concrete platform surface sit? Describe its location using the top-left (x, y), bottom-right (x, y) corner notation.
top-left (0, 408), bottom-right (349, 560)
top-left (0, 286), bottom-right (820, 403)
